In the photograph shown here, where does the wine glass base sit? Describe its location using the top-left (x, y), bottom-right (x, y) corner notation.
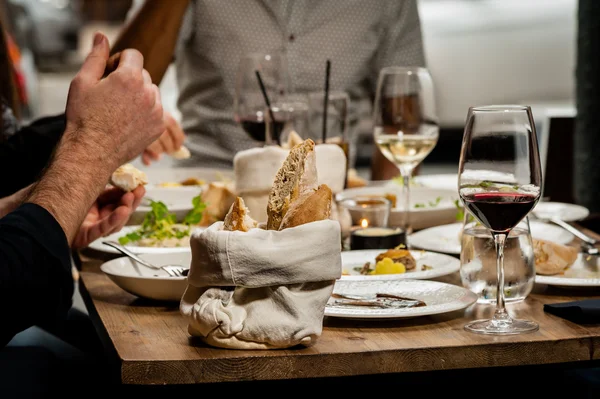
top-left (464, 318), bottom-right (539, 335)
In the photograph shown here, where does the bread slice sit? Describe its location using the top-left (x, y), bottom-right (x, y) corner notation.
top-left (267, 139), bottom-right (318, 230)
top-left (223, 197), bottom-right (258, 232)
top-left (169, 145), bottom-right (191, 160)
top-left (198, 182), bottom-right (237, 226)
top-left (282, 130), bottom-right (304, 149)
top-left (533, 239), bottom-right (579, 275)
top-left (110, 163), bottom-right (148, 192)
top-left (279, 184), bottom-right (332, 230)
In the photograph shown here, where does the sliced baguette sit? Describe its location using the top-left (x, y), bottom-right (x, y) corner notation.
top-left (279, 184), bottom-right (332, 230)
top-left (266, 139), bottom-right (318, 230)
top-left (533, 239), bottom-right (579, 275)
top-left (223, 197), bottom-right (258, 232)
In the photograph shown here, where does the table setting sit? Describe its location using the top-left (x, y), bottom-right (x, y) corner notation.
top-left (75, 59), bottom-right (600, 385)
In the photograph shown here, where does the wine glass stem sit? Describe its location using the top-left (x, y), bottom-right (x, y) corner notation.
top-left (401, 171), bottom-right (412, 236)
top-left (492, 232), bottom-right (511, 324)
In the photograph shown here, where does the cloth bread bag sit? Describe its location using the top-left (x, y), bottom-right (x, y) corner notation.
top-left (180, 220), bottom-right (342, 349)
top-left (182, 139), bottom-right (342, 349)
top-left (233, 142), bottom-right (349, 224)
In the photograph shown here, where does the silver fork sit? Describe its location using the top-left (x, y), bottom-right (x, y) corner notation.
top-left (102, 241), bottom-right (188, 277)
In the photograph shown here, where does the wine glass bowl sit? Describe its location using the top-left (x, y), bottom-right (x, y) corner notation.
top-left (233, 52), bottom-right (289, 143)
top-left (373, 67), bottom-right (439, 235)
top-left (458, 105), bottom-right (542, 335)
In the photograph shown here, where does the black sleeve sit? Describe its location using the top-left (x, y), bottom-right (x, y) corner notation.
top-left (0, 114), bottom-right (66, 197)
top-left (0, 203), bottom-right (74, 348)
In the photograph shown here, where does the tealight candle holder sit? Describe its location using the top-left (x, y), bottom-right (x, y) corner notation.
top-left (338, 196), bottom-right (406, 250)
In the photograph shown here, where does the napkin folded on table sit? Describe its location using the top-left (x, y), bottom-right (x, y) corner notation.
top-left (180, 220), bottom-right (342, 350)
top-left (544, 299), bottom-right (600, 324)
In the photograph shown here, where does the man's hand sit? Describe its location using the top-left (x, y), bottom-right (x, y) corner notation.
top-left (71, 186), bottom-right (145, 249)
top-left (142, 111), bottom-right (186, 165)
top-left (27, 32), bottom-right (166, 244)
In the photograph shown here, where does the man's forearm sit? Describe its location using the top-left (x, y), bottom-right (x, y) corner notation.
top-left (25, 128), bottom-right (116, 243)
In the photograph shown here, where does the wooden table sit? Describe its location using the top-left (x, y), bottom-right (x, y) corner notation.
top-left (77, 225), bottom-right (600, 386)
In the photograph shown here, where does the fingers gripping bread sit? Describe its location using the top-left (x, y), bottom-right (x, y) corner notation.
top-left (223, 197), bottom-right (258, 232)
top-left (279, 184), bottom-right (332, 230)
top-left (267, 139), bottom-right (318, 230)
top-left (110, 163), bottom-right (148, 192)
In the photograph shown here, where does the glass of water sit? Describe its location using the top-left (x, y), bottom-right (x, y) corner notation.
top-left (460, 214), bottom-right (535, 304)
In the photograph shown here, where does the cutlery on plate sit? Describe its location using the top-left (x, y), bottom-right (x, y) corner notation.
top-left (330, 292), bottom-right (426, 308)
top-left (102, 241), bottom-right (188, 277)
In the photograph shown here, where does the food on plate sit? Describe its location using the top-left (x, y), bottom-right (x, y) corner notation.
top-left (157, 177), bottom-right (206, 187)
top-left (267, 138), bottom-right (318, 230)
top-left (223, 197), bottom-right (258, 232)
top-left (169, 145), bottom-right (191, 160)
top-left (533, 238), bottom-right (579, 275)
top-left (110, 163), bottom-right (148, 192)
top-left (346, 168), bottom-right (367, 188)
top-left (198, 182), bottom-right (237, 226)
top-left (117, 196), bottom-right (206, 247)
top-left (351, 246), bottom-right (420, 276)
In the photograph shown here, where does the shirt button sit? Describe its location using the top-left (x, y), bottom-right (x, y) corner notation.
top-left (288, 34), bottom-right (295, 42)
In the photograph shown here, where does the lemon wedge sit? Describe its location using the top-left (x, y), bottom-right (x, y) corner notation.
top-left (372, 257), bottom-right (406, 275)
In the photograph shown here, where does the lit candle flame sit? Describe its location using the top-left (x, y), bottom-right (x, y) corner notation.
top-left (360, 218), bottom-right (369, 228)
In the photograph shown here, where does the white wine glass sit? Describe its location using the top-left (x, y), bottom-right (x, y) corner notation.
top-left (373, 67), bottom-right (439, 235)
top-left (458, 105), bottom-right (542, 335)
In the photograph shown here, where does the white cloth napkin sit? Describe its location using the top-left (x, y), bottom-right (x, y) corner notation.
top-left (180, 220), bottom-right (342, 350)
top-left (233, 144), bottom-right (347, 223)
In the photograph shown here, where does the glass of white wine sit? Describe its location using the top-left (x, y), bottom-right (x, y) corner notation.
top-left (373, 67), bottom-right (439, 235)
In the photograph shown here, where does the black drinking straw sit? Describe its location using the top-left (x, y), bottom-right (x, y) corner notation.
top-left (254, 70), bottom-right (281, 146)
top-left (322, 59), bottom-right (331, 144)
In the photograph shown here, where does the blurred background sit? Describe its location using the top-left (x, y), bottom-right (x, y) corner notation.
top-left (0, 0), bottom-right (578, 175)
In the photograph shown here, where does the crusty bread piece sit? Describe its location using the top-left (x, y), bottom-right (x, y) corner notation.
top-left (169, 145), bottom-right (191, 160)
top-left (198, 182), bottom-right (237, 226)
top-left (223, 197), bottom-right (258, 232)
top-left (279, 184), bottom-right (332, 230)
top-left (267, 139), bottom-right (318, 230)
top-left (281, 130), bottom-right (304, 149)
top-left (110, 163), bottom-right (148, 192)
top-left (533, 239), bottom-right (579, 275)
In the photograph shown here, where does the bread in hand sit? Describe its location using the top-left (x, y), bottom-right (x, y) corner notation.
top-left (198, 182), bottom-right (237, 226)
top-left (279, 184), bottom-right (332, 230)
top-left (267, 139), bottom-right (318, 230)
top-left (170, 145), bottom-right (191, 160)
top-left (110, 163), bottom-right (148, 192)
top-left (223, 197), bottom-right (258, 232)
top-left (533, 239), bottom-right (579, 275)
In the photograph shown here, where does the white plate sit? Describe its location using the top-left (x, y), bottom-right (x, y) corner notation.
top-left (100, 252), bottom-right (191, 301)
top-left (337, 186), bottom-right (460, 231)
top-left (533, 201), bottom-right (590, 222)
top-left (324, 279), bottom-right (477, 319)
top-left (409, 221), bottom-right (575, 255)
top-left (87, 225), bottom-right (197, 254)
top-left (535, 254), bottom-right (600, 287)
top-left (414, 173), bottom-right (458, 191)
top-left (340, 249), bottom-right (459, 280)
top-left (129, 186), bottom-right (202, 225)
top-left (142, 166), bottom-right (233, 187)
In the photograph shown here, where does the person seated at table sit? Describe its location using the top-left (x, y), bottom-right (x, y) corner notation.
top-left (0, 31), bottom-right (165, 348)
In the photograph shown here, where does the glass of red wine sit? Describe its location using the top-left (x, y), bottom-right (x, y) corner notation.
top-left (458, 105), bottom-right (542, 335)
top-left (233, 51), bottom-right (290, 144)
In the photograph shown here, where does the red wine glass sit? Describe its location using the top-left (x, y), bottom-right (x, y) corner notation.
top-left (233, 52), bottom-right (290, 144)
top-left (458, 105), bottom-right (542, 335)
